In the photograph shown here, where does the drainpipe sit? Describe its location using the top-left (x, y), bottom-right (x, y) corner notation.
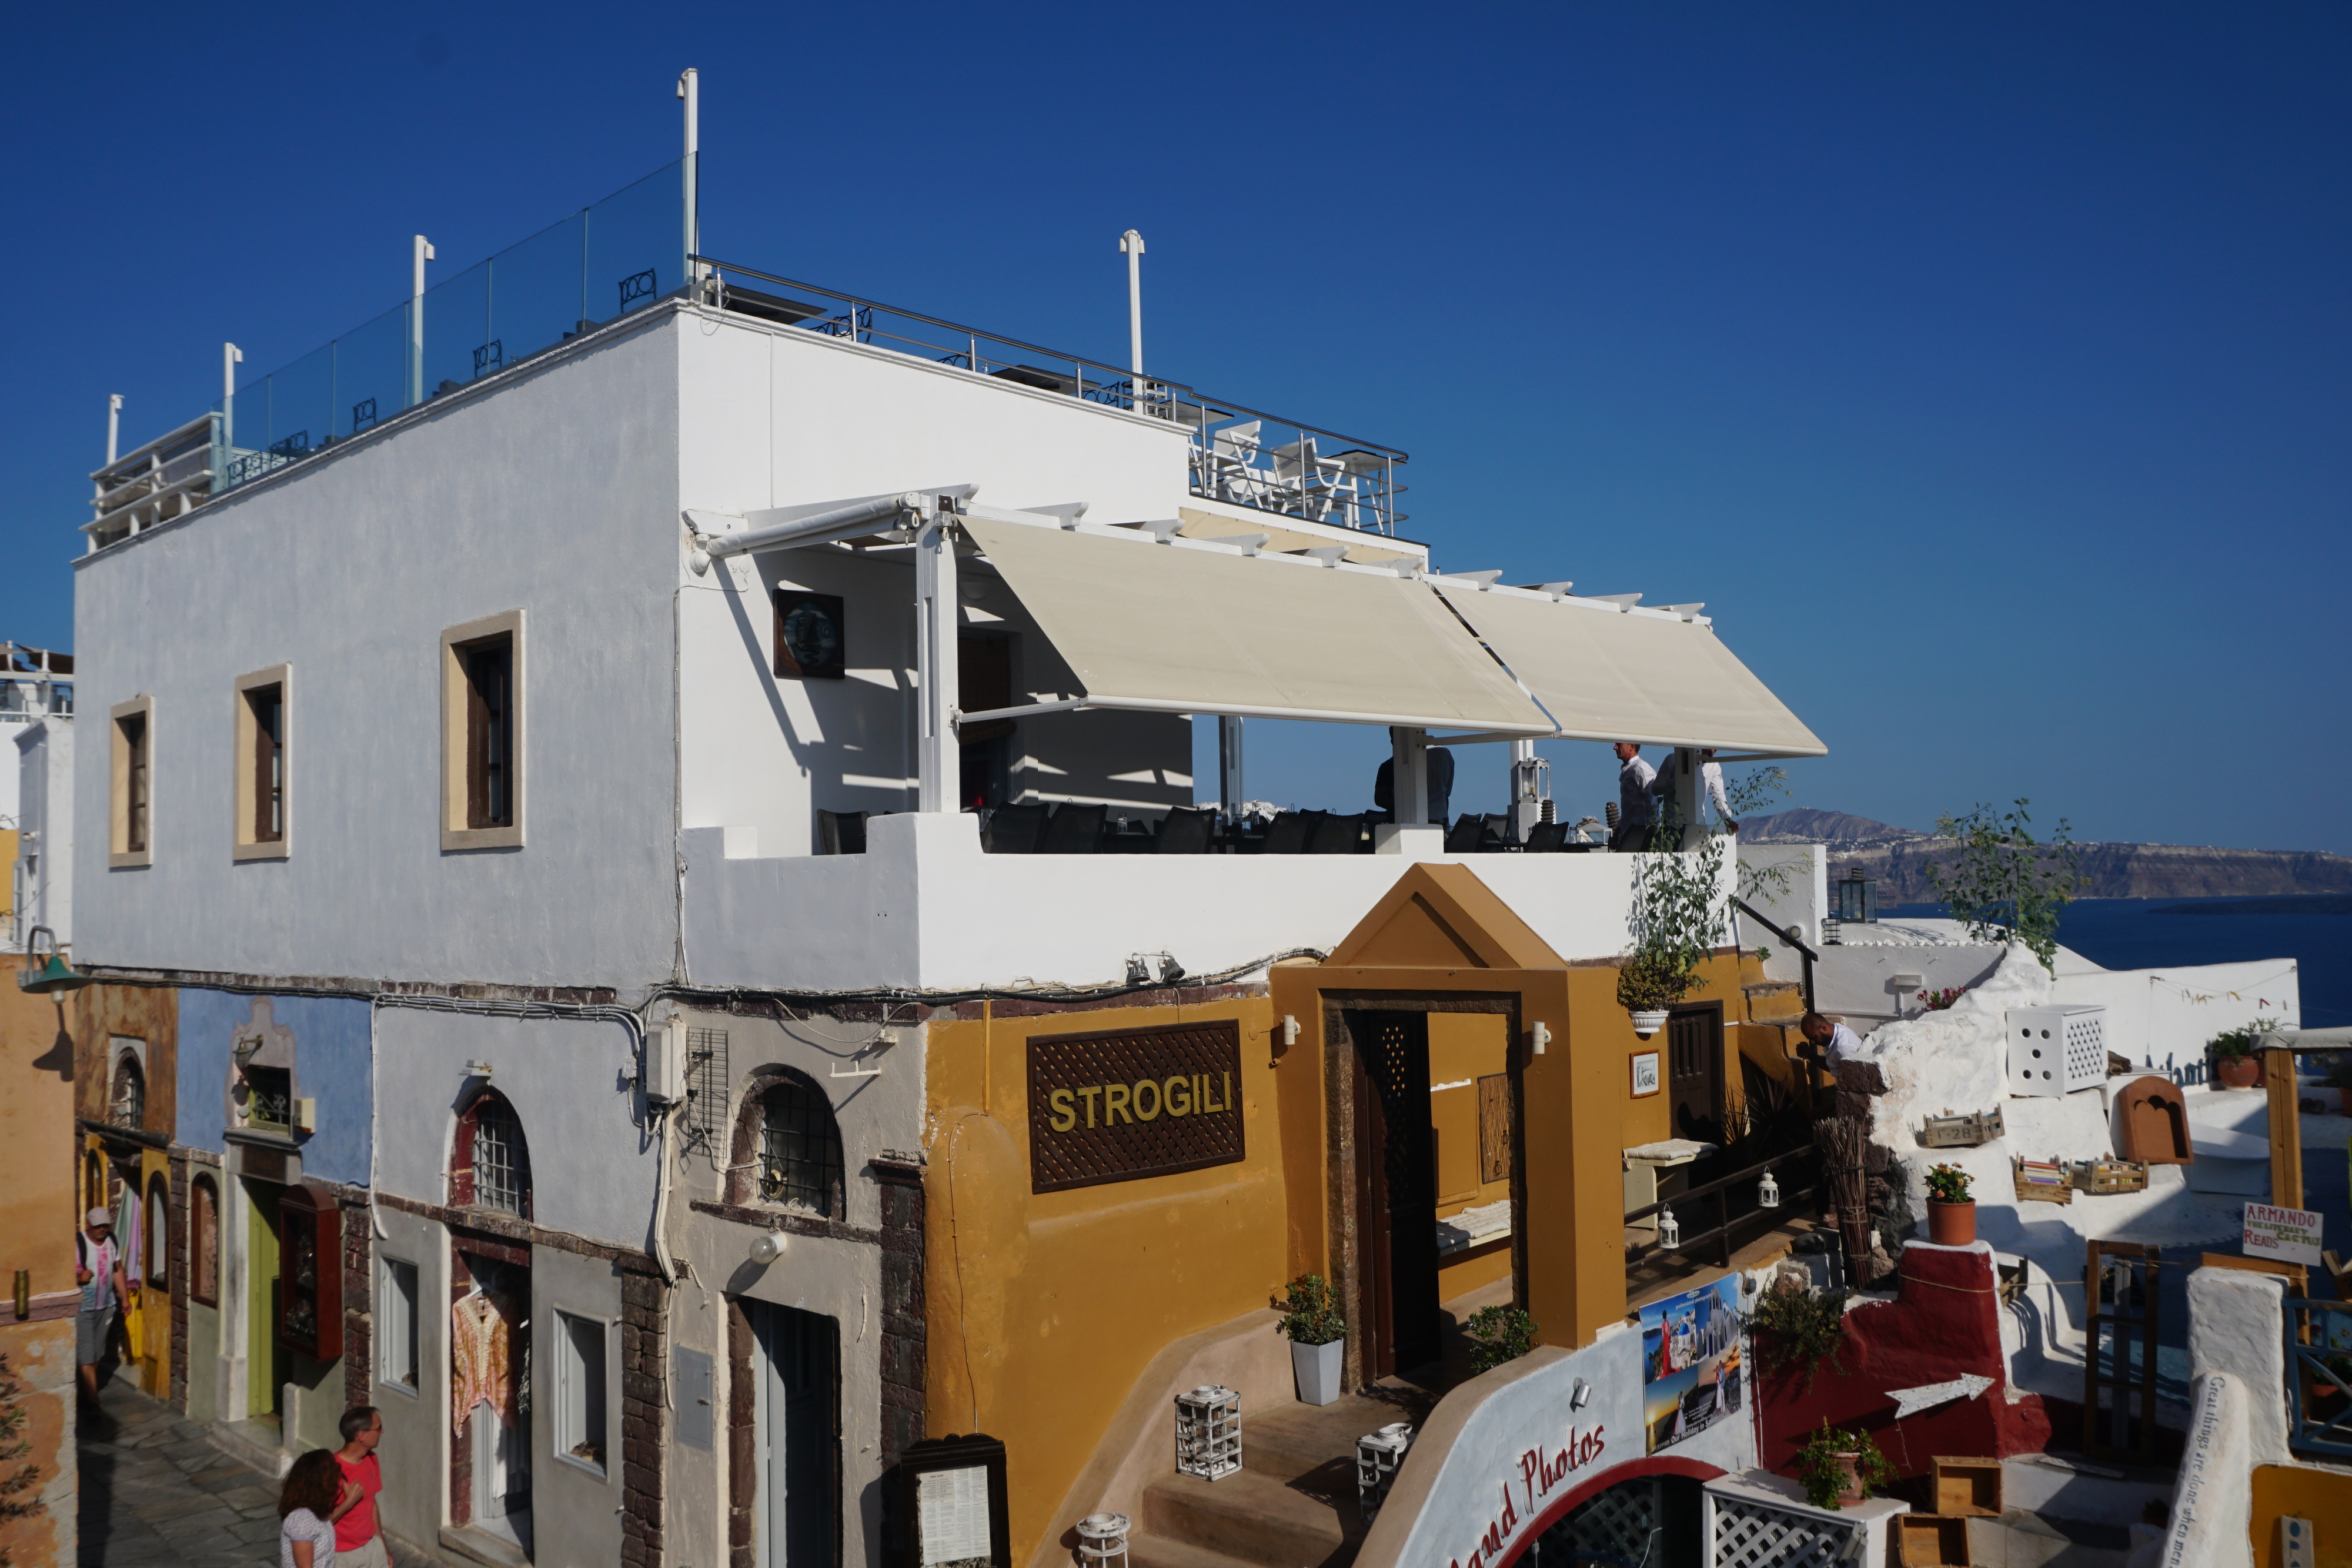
top-left (650, 1098), bottom-right (680, 1285)
top-left (917, 510), bottom-right (961, 813)
top-left (408, 236), bottom-right (434, 407)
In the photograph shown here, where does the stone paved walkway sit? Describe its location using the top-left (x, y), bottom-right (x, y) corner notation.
top-left (75, 1375), bottom-right (285, 1567)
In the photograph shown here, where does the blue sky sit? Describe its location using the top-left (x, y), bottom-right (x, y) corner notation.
top-left (5, 3), bottom-right (2346, 851)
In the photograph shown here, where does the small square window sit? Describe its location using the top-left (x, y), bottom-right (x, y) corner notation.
top-left (233, 666), bottom-right (291, 860)
top-left (379, 1258), bottom-right (419, 1393)
top-left (554, 1310), bottom-right (608, 1473)
top-left (109, 696), bottom-right (155, 867)
top-left (440, 611), bottom-right (524, 850)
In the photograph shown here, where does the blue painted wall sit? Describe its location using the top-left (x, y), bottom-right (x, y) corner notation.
top-left (176, 991), bottom-right (372, 1186)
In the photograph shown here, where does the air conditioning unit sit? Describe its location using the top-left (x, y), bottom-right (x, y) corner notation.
top-left (2006, 1006), bottom-right (2107, 1097)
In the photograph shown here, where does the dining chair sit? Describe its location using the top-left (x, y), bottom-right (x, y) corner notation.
top-left (981, 802), bottom-right (1048, 854)
top-left (1155, 806), bottom-right (1217, 854)
top-left (1259, 810), bottom-right (1315, 855)
top-left (1040, 801), bottom-right (1110, 854)
top-left (816, 808), bottom-right (867, 855)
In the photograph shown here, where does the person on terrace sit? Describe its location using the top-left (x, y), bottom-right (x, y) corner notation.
top-left (1802, 1011), bottom-right (1866, 1064)
top-left (1609, 742), bottom-right (1665, 852)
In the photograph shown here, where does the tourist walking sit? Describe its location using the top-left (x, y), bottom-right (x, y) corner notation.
top-left (279, 1450), bottom-right (345, 1568)
top-left (332, 1405), bottom-right (393, 1566)
top-left (74, 1206), bottom-right (131, 1406)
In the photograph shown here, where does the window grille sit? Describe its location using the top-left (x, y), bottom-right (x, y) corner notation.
top-left (473, 1099), bottom-right (530, 1216)
top-left (246, 1066), bottom-right (292, 1130)
top-left (684, 1028), bottom-right (729, 1152)
top-left (109, 1055), bottom-right (145, 1129)
top-left (759, 1079), bottom-right (842, 1217)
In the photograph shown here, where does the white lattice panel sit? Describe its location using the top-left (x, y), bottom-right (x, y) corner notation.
top-left (1711, 1496), bottom-right (1857, 1568)
top-left (1566, 1480), bottom-right (1655, 1561)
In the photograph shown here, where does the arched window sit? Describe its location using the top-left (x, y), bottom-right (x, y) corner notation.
top-left (450, 1090), bottom-right (533, 1219)
top-left (729, 1072), bottom-right (844, 1218)
top-left (109, 1052), bottom-right (144, 1129)
top-left (146, 1174), bottom-right (169, 1286)
top-left (191, 1176), bottom-right (219, 1306)
top-left (84, 1151), bottom-right (108, 1218)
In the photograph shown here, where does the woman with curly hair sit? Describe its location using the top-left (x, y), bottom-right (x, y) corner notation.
top-left (278, 1448), bottom-right (345, 1567)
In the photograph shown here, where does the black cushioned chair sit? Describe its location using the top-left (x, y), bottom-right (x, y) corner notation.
top-left (981, 803), bottom-right (1048, 854)
top-left (816, 809), bottom-right (867, 855)
top-left (1155, 806), bottom-right (1217, 854)
top-left (1040, 802), bottom-right (1109, 854)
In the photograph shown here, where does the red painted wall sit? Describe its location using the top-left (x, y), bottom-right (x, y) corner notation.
top-left (1756, 1241), bottom-right (2057, 1477)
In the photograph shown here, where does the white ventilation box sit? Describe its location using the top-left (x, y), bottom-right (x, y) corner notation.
top-left (2006, 1005), bottom-right (2107, 1096)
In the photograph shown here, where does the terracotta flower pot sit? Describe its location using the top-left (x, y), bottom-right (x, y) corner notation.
top-left (2216, 1055), bottom-right (2259, 1089)
top-left (1832, 1452), bottom-right (1865, 1506)
top-left (1927, 1198), bottom-right (1976, 1246)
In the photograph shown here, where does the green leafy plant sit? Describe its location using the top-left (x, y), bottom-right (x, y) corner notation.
top-left (2209, 1024), bottom-right (2264, 1061)
top-left (1272, 1273), bottom-right (1347, 1346)
top-left (1616, 949), bottom-right (1696, 1012)
top-left (1725, 766), bottom-right (1796, 903)
top-left (1618, 801), bottom-right (1733, 1012)
top-left (1793, 1419), bottom-right (1896, 1510)
top-left (1921, 800), bottom-right (2080, 972)
top-left (1925, 1164), bottom-right (1973, 1204)
top-left (1465, 1305), bottom-right (1539, 1373)
top-left (1750, 1278), bottom-right (1852, 1392)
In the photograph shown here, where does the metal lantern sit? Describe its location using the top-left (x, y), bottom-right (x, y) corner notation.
top-left (1833, 866), bottom-right (1877, 925)
top-left (1174, 1385), bottom-right (1241, 1481)
top-left (1075, 1512), bottom-right (1131, 1568)
top-left (1758, 1168), bottom-right (1780, 1208)
top-left (1657, 1205), bottom-right (1681, 1251)
top-left (1357, 1423), bottom-right (1415, 1523)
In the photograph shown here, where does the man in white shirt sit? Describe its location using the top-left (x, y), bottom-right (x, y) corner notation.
top-left (1610, 743), bottom-right (1662, 851)
top-left (1802, 1012), bottom-right (1866, 1064)
top-left (75, 1207), bottom-right (130, 1404)
top-left (1698, 748), bottom-right (1738, 833)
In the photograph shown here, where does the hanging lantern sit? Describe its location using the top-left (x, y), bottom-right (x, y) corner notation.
top-left (1758, 1169), bottom-right (1780, 1208)
top-left (16, 926), bottom-right (92, 994)
top-left (1833, 866), bottom-right (1878, 925)
top-left (1658, 1205), bottom-right (1681, 1251)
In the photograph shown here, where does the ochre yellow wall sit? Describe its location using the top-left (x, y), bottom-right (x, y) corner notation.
top-left (2253, 1464), bottom-right (2352, 1566)
top-left (923, 994), bottom-right (1290, 1568)
top-left (0, 979), bottom-right (77, 1307)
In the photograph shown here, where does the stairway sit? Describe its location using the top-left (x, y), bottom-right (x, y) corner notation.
top-left (1128, 1386), bottom-right (1435, 1568)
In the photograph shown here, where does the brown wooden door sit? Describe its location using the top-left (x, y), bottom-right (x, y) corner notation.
top-left (1666, 1004), bottom-right (1725, 1144)
top-left (1349, 1011), bottom-right (1439, 1378)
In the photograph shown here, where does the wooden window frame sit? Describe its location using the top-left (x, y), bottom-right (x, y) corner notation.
top-left (109, 695), bottom-right (155, 868)
top-left (191, 1175), bottom-right (220, 1306)
top-left (233, 665), bottom-right (291, 860)
top-left (440, 610), bottom-right (525, 850)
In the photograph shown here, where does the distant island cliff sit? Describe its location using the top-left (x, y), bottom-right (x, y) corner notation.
top-left (1741, 809), bottom-right (2352, 902)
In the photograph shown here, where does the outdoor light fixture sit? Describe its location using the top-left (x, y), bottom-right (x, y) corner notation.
top-left (1356, 1424), bottom-right (1415, 1523)
top-left (463, 1059), bottom-right (495, 1081)
top-left (1658, 1205), bottom-right (1681, 1251)
top-left (749, 1231), bottom-right (787, 1266)
top-left (1280, 1015), bottom-right (1299, 1049)
top-left (1569, 1378), bottom-right (1592, 1410)
top-left (1076, 1512), bottom-right (1131, 1568)
top-left (15, 927), bottom-right (92, 994)
top-left (1174, 1385), bottom-right (1242, 1481)
top-left (1530, 1022), bottom-right (1551, 1057)
top-left (1758, 1169), bottom-right (1781, 1208)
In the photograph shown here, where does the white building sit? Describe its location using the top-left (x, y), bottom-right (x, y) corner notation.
top-left (5, 643), bottom-right (74, 950)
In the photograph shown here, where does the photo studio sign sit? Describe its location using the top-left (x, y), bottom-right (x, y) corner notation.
top-left (1028, 1022), bottom-right (1244, 1193)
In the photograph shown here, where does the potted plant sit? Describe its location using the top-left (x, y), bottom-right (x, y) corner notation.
top-left (1464, 1304), bottom-right (1539, 1373)
top-left (1925, 1164), bottom-right (1976, 1246)
top-left (2210, 1024), bottom-right (2263, 1089)
top-left (1274, 1274), bottom-right (1347, 1406)
top-left (1615, 951), bottom-right (1690, 1038)
top-left (1793, 1419), bottom-right (1896, 1510)
top-left (1750, 1276), bottom-right (1852, 1392)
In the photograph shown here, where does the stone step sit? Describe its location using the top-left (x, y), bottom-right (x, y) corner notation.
top-left (1742, 981), bottom-right (1806, 1022)
top-left (1241, 1399), bottom-right (1422, 1488)
top-left (1142, 1467), bottom-right (1358, 1568)
top-left (1127, 1529), bottom-right (1291, 1568)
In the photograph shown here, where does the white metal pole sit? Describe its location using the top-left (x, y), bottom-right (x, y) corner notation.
top-left (677, 69), bottom-right (700, 282)
top-left (409, 235), bottom-right (435, 406)
top-left (1218, 716), bottom-right (1244, 825)
top-left (1118, 230), bottom-right (1145, 386)
top-left (222, 344), bottom-right (243, 456)
top-left (1510, 737), bottom-right (1541, 845)
top-left (1391, 727), bottom-right (1429, 828)
top-left (106, 394), bottom-right (122, 464)
top-left (916, 513), bottom-right (961, 813)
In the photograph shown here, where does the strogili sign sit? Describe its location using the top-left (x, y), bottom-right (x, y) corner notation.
top-left (1028, 1022), bottom-right (1244, 1193)
top-left (2244, 1202), bottom-right (2324, 1267)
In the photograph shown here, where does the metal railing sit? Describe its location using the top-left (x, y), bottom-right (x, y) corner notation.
top-left (1732, 896), bottom-right (1817, 1014)
top-left (696, 256), bottom-right (1411, 536)
top-left (1625, 1143), bottom-right (1819, 1273)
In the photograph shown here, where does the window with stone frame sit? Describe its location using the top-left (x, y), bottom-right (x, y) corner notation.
top-left (450, 1089), bottom-right (533, 1220)
top-left (108, 1051), bottom-right (145, 1130)
top-left (191, 1176), bottom-right (220, 1305)
top-left (728, 1071), bottom-right (844, 1219)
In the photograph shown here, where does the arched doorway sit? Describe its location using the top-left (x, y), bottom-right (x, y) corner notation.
top-left (1517, 1466), bottom-right (1709, 1567)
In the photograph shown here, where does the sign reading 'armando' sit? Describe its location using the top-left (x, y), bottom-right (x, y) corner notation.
top-left (1028, 1022), bottom-right (1244, 1193)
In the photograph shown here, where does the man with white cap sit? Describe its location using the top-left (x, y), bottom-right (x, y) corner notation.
top-left (75, 1205), bottom-right (131, 1404)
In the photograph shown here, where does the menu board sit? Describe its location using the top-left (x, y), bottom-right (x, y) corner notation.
top-left (917, 1464), bottom-right (993, 1568)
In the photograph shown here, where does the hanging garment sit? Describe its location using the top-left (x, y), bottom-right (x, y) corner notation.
top-left (451, 1289), bottom-right (522, 1433)
top-left (116, 1186), bottom-right (141, 1286)
top-left (122, 1288), bottom-right (146, 1359)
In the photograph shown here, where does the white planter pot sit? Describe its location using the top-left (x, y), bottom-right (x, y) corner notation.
top-left (1629, 1009), bottom-right (1670, 1038)
top-left (1291, 1338), bottom-right (1344, 1406)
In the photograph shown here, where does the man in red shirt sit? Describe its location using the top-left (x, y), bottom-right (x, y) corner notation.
top-left (330, 1405), bottom-right (392, 1567)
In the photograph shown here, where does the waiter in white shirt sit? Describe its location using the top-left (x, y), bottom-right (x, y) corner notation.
top-left (1698, 748), bottom-right (1738, 833)
top-left (1609, 743), bottom-right (1663, 852)
top-left (1801, 1012), bottom-right (1866, 1064)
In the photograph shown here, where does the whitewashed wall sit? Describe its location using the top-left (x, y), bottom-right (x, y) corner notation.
top-left (12, 716), bottom-right (71, 945)
top-left (72, 316), bottom-right (681, 987)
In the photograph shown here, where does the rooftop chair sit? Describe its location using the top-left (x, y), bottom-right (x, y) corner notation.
top-left (1268, 434), bottom-right (1349, 523)
top-left (981, 802), bottom-right (1048, 854)
top-left (1155, 805), bottom-right (1217, 854)
top-left (816, 808), bottom-right (867, 855)
top-left (1524, 820), bottom-right (1571, 852)
top-left (1444, 814), bottom-right (1488, 854)
top-left (1040, 801), bottom-right (1110, 854)
top-left (1208, 420), bottom-right (1268, 507)
top-left (1258, 810), bottom-right (1317, 855)
top-left (1307, 811), bottom-right (1367, 854)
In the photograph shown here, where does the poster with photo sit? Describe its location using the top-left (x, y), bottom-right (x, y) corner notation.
top-left (1640, 1275), bottom-right (1743, 1453)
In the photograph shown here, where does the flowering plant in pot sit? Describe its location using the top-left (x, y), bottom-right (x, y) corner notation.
top-left (1925, 1164), bottom-right (1976, 1246)
top-left (1793, 1419), bottom-right (1895, 1510)
top-left (1274, 1273), bottom-right (1347, 1406)
top-left (2210, 1024), bottom-right (2263, 1089)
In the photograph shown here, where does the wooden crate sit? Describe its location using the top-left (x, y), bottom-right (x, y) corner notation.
top-left (2073, 1159), bottom-right (2149, 1195)
top-left (1897, 1513), bottom-right (1971, 1566)
top-left (2014, 1159), bottom-right (2074, 1205)
top-left (1920, 1107), bottom-right (2004, 1149)
top-left (1932, 1456), bottom-right (2003, 1517)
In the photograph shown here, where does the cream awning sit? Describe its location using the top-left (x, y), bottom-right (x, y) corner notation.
top-left (1441, 587), bottom-right (1827, 756)
top-left (962, 516), bottom-right (1553, 733)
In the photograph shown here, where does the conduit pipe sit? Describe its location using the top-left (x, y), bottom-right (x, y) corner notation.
top-left (650, 1096), bottom-right (681, 1285)
top-left (687, 485), bottom-right (977, 573)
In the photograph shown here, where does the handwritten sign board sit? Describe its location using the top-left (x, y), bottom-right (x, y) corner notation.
top-left (1028, 1022), bottom-right (1244, 1193)
top-left (2244, 1203), bottom-right (2324, 1267)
